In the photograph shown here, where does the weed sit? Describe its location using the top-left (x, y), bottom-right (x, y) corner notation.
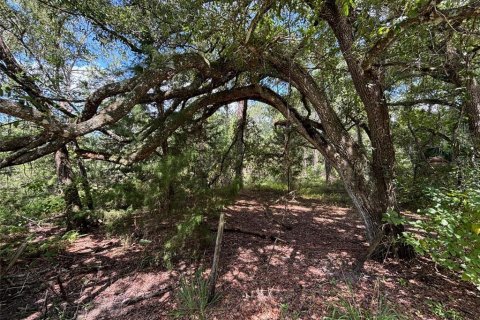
top-left (279, 302), bottom-right (302, 320)
top-left (324, 297), bottom-right (404, 320)
top-left (173, 268), bottom-right (219, 319)
top-left (427, 300), bottom-right (463, 320)
top-left (62, 230), bottom-right (80, 242)
top-left (325, 281), bottom-right (405, 320)
top-left (397, 278), bottom-right (408, 287)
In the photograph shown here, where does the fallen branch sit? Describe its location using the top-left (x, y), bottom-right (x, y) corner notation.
top-left (42, 288), bottom-right (49, 317)
top-left (120, 285), bottom-right (172, 306)
top-left (219, 227), bottom-right (286, 243)
top-left (1, 240), bottom-right (28, 277)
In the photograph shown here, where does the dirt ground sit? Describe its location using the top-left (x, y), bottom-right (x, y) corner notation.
top-left (1, 189), bottom-right (479, 319)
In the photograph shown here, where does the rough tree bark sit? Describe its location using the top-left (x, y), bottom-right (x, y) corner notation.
top-left (54, 145), bottom-right (86, 230)
top-left (319, 1), bottom-right (413, 259)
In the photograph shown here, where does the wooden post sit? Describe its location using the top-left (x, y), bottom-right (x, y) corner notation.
top-left (208, 212), bottom-right (225, 303)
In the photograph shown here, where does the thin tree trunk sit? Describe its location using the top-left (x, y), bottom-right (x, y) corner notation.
top-left (312, 149), bottom-right (319, 171)
top-left (324, 158), bottom-right (332, 184)
top-left (158, 99), bottom-right (175, 209)
top-left (440, 43), bottom-right (480, 155)
top-left (76, 158), bottom-right (94, 210)
top-left (284, 128), bottom-right (292, 192)
top-left (72, 142), bottom-right (94, 210)
top-left (162, 142), bottom-right (175, 210)
top-left (302, 148), bottom-right (308, 177)
top-left (234, 100), bottom-right (248, 188)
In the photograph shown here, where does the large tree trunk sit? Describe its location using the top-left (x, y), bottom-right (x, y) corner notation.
top-left (54, 145), bottom-right (86, 230)
top-left (266, 52), bottom-right (400, 252)
top-left (233, 100), bottom-right (248, 188)
top-left (324, 152), bottom-right (412, 260)
top-left (321, 2), bottom-right (413, 259)
top-left (324, 3), bottom-right (397, 214)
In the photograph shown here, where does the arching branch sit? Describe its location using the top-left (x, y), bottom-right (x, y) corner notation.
top-left (0, 99), bottom-right (63, 130)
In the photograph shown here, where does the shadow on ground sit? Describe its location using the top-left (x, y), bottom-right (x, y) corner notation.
top-left (1, 189), bottom-right (478, 319)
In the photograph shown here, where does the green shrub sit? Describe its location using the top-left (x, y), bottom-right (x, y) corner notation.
top-left (0, 194), bottom-right (63, 235)
top-left (162, 211), bottom-right (214, 269)
top-left (100, 208), bottom-right (135, 234)
top-left (23, 195), bottom-right (64, 217)
top-left (403, 186), bottom-right (480, 289)
top-left (427, 300), bottom-right (463, 320)
top-left (279, 303), bottom-right (302, 320)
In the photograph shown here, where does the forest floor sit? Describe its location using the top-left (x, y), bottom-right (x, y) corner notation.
top-left (1, 189), bottom-right (479, 319)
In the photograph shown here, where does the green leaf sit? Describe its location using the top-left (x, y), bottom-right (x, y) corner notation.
top-left (342, 2), bottom-right (349, 16)
top-left (378, 26), bottom-right (390, 35)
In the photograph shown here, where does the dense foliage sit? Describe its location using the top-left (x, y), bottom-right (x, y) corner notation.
top-left (401, 170), bottom-right (480, 290)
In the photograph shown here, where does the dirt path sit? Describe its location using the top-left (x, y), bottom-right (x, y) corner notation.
top-left (1, 190), bottom-right (479, 319)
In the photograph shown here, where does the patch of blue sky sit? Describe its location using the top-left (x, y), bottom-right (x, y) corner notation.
top-left (0, 114), bottom-right (12, 124)
top-left (82, 27), bottom-right (141, 77)
top-left (261, 77), bottom-right (291, 96)
top-left (387, 83), bottom-right (411, 101)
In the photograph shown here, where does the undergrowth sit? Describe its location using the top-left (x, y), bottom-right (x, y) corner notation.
top-left (324, 280), bottom-right (406, 320)
top-left (173, 268), bottom-right (219, 320)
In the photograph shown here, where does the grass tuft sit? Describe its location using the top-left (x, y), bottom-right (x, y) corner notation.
top-left (173, 268), bottom-right (219, 319)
